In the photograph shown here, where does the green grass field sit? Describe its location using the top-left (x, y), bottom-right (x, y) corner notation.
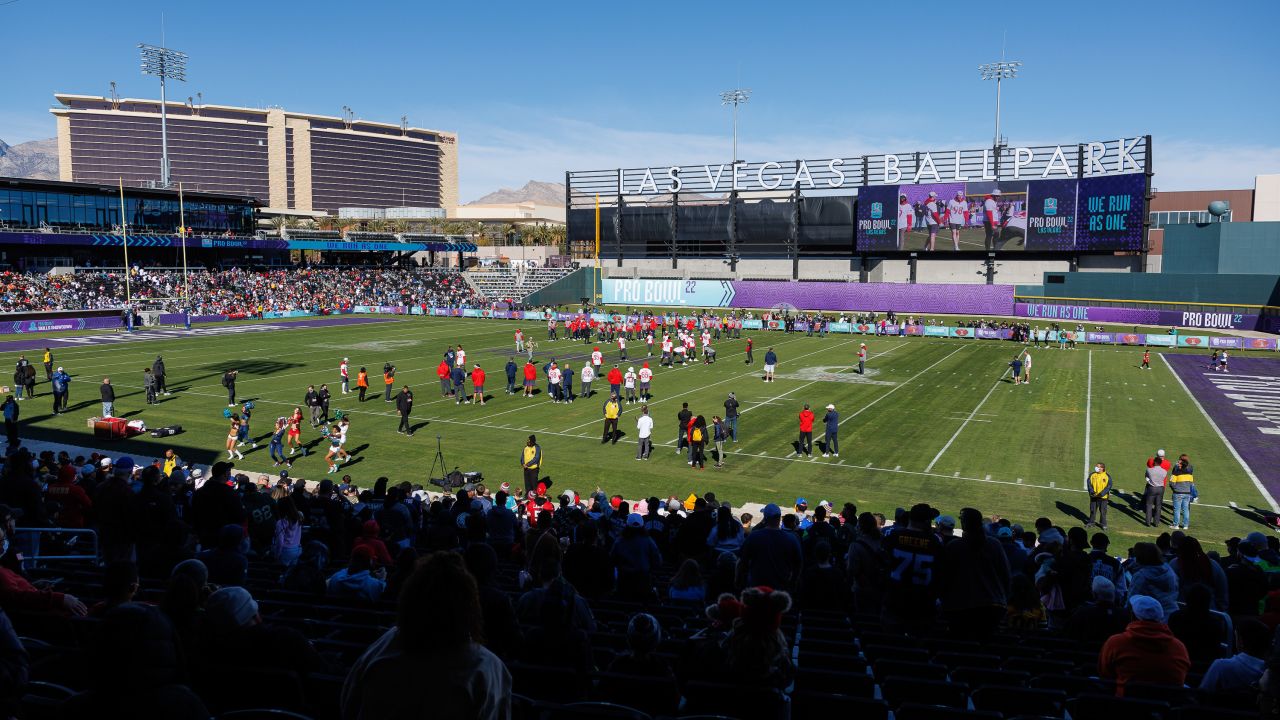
top-left (16, 315), bottom-right (1278, 545)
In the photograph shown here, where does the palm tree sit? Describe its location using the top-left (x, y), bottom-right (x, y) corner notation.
top-left (269, 216), bottom-right (288, 237)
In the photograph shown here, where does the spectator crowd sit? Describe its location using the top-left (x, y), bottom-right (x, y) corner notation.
top-left (1, 439), bottom-right (1278, 719)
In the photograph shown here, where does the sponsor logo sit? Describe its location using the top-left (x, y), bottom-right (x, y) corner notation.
top-left (870, 202), bottom-right (883, 219)
top-left (1044, 198), bottom-right (1058, 215)
top-left (954, 328), bottom-right (970, 337)
top-left (1184, 337), bottom-right (1202, 346)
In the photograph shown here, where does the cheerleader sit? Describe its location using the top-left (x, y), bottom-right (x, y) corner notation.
top-left (237, 401), bottom-right (257, 449)
top-left (269, 417), bottom-right (290, 468)
top-left (226, 414), bottom-right (244, 460)
top-left (287, 407), bottom-right (306, 456)
top-left (324, 424), bottom-right (349, 473)
top-left (337, 416), bottom-right (351, 447)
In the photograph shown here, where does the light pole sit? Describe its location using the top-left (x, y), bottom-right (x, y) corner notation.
top-left (719, 89), bottom-right (751, 165)
top-left (978, 60), bottom-right (1020, 149)
top-left (139, 43), bottom-right (188, 188)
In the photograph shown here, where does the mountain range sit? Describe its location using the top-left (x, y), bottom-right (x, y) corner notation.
top-left (466, 180), bottom-right (564, 206)
top-left (0, 137), bottom-right (58, 180)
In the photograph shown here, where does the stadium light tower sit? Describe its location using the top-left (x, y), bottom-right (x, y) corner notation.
top-left (139, 43), bottom-right (188, 188)
top-left (978, 59), bottom-right (1020, 149)
top-left (720, 88), bottom-right (751, 165)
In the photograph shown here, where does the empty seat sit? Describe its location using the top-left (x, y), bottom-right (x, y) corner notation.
top-left (506, 662), bottom-right (586, 705)
top-left (872, 659), bottom-right (949, 682)
top-left (797, 649), bottom-right (867, 673)
top-left (682, 681), bottom-right (790, 720)
top-left (1003, 657), bottom-right (1075, 677)
top-left (592, 672), bottom-right (680, 717)
top-left (971, 685), bottom-right (1067, 718)
top-left (933, 651), bottom-right (1002, 670)
top-left (880, 677), bottom-right (969, 710)
top-left (542, 702), bottom-right (652, 720)
top-left (791, 692), bottom-right (888, 720)
top-left (894, 705), bottom-right (1004, 720)
top-left (793, 668), bottom-right (876, 698)
top-left (949, 666), bottom-right (1031, 689)
top-left (861, 643), bottom-right (931, 664)
top-left (1067, 693), bottom-right (1169, 720)
top-left (1030, 673), bottom-right (1112, 696)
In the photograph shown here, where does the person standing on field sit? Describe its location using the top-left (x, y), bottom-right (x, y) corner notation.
top-left (223, 369), bottom-right (238, 407)
top-left (797, 403), bottom-right (814, 457)
top-left (100, 377), bottom-right (116, 417)
top-left (523, 361), bottom-right (537, 397)
top-left (340, 358), bottom-right (350, 394)
top-left (1022, 350), bottom-right (1032, 384)
top-left (821, 404), bottom-right (839, 458)
top-left (857, 343), bottom-right (867, 375)
top-left (763, 347), bottom-right (777, 382)
top-left (561, 362), bottom-right (574, 403)
top-left (471, 364), bottom-right (486, 405)
top-left (51, 366), bottom-right (70, 414)
top-left (42, 347), bottom-right (53, 382)
top-left (1144, 450), bottom-right (1170, 527)
top-left (356, 367), bottom-right (369, 402)
top-left (712, 415), bottom-right (727, 468)
top-left (505, 357), bottom-right (518, 395)
top-left (383, 364), bottom-right (395, 402)
top-left (152, 355), bottom-right (168, 395)
top-left (602, 393), bottom-right (621, 444)
top-left (143, 367), bottom-right (157, 405)
top-left (745, 337), bottom-right (754, 364)
top-left (579, 362), bottom-right (594, 399)
top-left (305, 385), bottom-right (322, 427)
top-left (723, 392), bottom-right (740, 442)
top-left (636, 405), bottom-right (653, 460)
top-left (520, 435), bottom-right (542, 492)
top-left (1086, 462), bottom-right (1111, 530)
top-left (437, 359), bottom-right (451, 398)
top-left (450, 364), bottom-right (467, 404)
top-left (395, 385), bottom-right (414, 436)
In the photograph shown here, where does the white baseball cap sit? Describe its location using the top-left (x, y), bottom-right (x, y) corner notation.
top-left (826, 404), bottom-right (835, 410)
top-left (1157, 449), bottom-right (1166, 457)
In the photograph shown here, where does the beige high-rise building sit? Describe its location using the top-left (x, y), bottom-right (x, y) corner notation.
top-left (52, 93), bottom-right (458, 214)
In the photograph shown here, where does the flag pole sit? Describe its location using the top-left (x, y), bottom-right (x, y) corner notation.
top-left (594, 194), bottom-right (601, 306)
top-left (119, 178), bottom-right (132, 330)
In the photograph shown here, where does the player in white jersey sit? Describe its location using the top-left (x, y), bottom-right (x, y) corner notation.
top-left (896, 194), bottom-right (913, 250)
top-left (946, 191), bottom-right (968, 251)
top-left (624, 366), bottom-right (638, 403)
top-left (337, 416), bottom-right (350, 445)
top-left (638, 363), bottom-right (653, 401)
top-left (455, 345), bottom-right (466, 368)
top-left (982, 190), bottom-right (1003, 251)
top-left (618, 336), bottom-right (628, 361)
top-left (660, 336), bottom-right (673, 366)
top-left (924, 192), bottom-right (942, 251)
top-left (339, 358), bottom-right (350, 394)
top-left (591, 347), bottom-right (604, 372)
top-left (548, 365), bottom-right (563, 402)
top-left (645, 332), bottom-right (655, 356)
top-left (673, 342), bottom-right (687, 366)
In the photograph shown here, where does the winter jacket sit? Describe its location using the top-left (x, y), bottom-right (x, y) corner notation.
top-left (1098, 620), bottom-right (1190, 695)
top-left (1168, 464), bottom-right (1195, 494)
top-left (326, 568), bottom-right (386, 602)
top-left (1087, 471), bottom-right (1112, 500)
top-left (798, 410), bottom-right (814, 433)
top-left (1128, 563), bottom-right (1181, 619)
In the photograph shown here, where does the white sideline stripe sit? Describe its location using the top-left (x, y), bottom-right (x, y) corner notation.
top-left (1083, 350), bottom-right (1093, 478)
top-left (925, 365), bottom-right (1012, 472)
top-left (838, 345), bottom-right (968, 428)
top-left (1159, 353), bottom-right (1279, 512)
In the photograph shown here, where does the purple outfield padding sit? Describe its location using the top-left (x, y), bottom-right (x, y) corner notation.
top-left (731, 281), bottom-right (1014, 315)
top-left (1016, 302), bottom-right (1268, 332)
top-left (1164, 354), bottom-right (1280, 505)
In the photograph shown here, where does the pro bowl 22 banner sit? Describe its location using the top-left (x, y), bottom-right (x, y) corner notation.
top-left (603, 278), bottom-right (736, 307)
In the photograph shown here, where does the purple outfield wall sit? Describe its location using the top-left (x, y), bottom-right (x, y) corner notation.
top-left (1164, 354), bottom-right (1280, 506)
top-left (1016, 302), bottom-right (1273, 332)
top-left (731, 281), bottom-right (1015, 315)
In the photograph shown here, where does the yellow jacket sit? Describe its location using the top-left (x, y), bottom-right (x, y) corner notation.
top-left (1087, 471), bottom-right (1111, 500)
top-left (603, 401), bottom-right (620, 420)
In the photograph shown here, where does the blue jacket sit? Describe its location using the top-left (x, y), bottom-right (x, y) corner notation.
top-left (823, 410), bottom-right (839, 433)
top-left (52, 371), bottom-right (71, 393)
top-left (326, 568), bottom-right (386, 602)
top-left (764, 351), bottom-right (777, 365)
top-left (505, 362), bottom-right (518, 380)
top-left (450, 366), bottom-right (466, 386)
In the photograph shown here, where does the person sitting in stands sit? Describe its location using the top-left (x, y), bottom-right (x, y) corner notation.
top-left (196, 523), bottom-right (248, 587)
top-left (1099, 594), bottom-right (1191, 696)
top-left (341, 551), bottom-right (511, 720)
top-left (1200, 617), bottom-right (1271, 694)
top-left (1168, 582), bottom-right (1231, 667)
top-left (352, 520), bottom-right (394, 568)
top-left (0, 525), bottom-right (87, 616)
top-left (199, 586), bottom-right (328, 673)
top-left (89, 561), bottom-right (141, 617)
top-left (608, 612), bottom-right (676, 679)
top-left (326, 546), bottom-right (387, 602)
top-left (720, 586), bottom-right (796, 689)
top-left (59, 603), bottom-right (208, 719)
top-left (1066, 577), bottom-right (1128, 646)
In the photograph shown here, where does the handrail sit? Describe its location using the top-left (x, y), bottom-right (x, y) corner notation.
top-left (12, 527), bottom-right (99, 562)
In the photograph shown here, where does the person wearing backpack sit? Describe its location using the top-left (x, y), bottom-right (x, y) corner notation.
top-left (689, 416), bottom-right (707, 469)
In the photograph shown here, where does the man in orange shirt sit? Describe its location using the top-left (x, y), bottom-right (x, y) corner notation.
top-left (383, 364), bottom-right (396, 402)
top-left (436, 359), bottom-right (452, 397)
top-left (356, 367), bottom-right (369, 402)
top-left (471, 364), bottom-right (486, 405)
top-left (797, 403), bottom-right (815, 457)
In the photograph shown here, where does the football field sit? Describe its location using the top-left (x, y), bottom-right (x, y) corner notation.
top-left (13, 314), bottom-right (1280, 544)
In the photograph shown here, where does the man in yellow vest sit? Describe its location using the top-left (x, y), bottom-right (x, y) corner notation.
top-left (520, 435), bottom-right (542, 493)
top-left (602, 393), bottom-right (622, 445)
top-left (42, 348), bottom-right (53, 382)
top-left (1086, 461), bottom-right (1112, 530)
top-left (162, 449), bottom-right (181, 477)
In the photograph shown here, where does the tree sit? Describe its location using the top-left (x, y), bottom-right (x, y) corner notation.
top-left (269, 216), bottom-right (288, 237)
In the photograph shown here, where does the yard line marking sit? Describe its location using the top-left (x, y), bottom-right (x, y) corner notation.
top-left (1084, 350), bottom-right (1093, 477)
top-left (925, 365), bottom-right (1012, 472)
top-left (1159, 353), bottom-right (1279, 512)
top-left (838, 345), bottom-right (969, 428)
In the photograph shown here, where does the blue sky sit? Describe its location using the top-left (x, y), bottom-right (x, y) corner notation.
top-left (2, 0), bottom-right (1277, 201)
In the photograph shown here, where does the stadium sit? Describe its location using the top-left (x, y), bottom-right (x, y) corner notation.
top-left (2, 8), bottom-right (1280, 720)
